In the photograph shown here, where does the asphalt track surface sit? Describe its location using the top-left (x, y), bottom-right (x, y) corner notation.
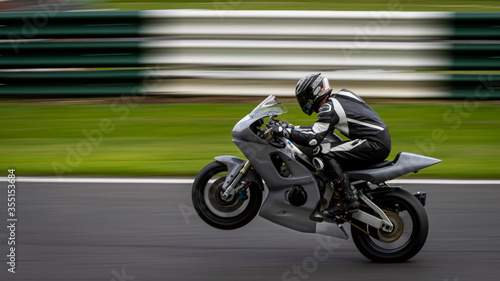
top-left (1, 179), bottom-right (499, 281)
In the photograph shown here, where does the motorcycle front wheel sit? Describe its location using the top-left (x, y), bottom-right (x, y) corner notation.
top-left (192, 161), bottom-right (263, 230)
top-left (351, 189), bottom-right (429, 262)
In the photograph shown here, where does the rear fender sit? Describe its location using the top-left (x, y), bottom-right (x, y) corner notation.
top-left (364, 186), bottom-right (401, 199)
top-left (214, 156), bottom-right (264, 191)
top-left (364, 186), bottom-right (426, 206)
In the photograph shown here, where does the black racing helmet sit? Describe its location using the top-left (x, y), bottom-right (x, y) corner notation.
top-left (295, 73), bottom-right (332, 116)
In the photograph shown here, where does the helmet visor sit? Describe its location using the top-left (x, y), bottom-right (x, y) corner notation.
top-left (296, 92), bottom-right (314, 115)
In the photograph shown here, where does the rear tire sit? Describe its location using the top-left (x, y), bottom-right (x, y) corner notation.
top-left (192, 161), bottom-right (263, 230)
top-left (351, 189), bottom-right (429, 262)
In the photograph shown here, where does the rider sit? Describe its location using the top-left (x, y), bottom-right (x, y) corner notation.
top-left (271, 73), bottom-right (391, 215)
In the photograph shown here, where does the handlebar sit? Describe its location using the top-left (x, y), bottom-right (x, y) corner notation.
top-left (262, 115), bottom-right (278, 140)
top-left (253, 115), bottom-right (288, 149)
top-left (262, 116), bottom-right (286, 148)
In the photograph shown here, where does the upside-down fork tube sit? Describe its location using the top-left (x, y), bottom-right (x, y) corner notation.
top-left (221, 161), bottom-right (251, 200)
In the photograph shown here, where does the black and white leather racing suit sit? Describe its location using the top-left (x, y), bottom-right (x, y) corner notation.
top-left (288, 89), bottom-right (391, 171)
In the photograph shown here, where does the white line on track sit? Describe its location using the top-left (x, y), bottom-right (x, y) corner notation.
top-left (8, 177), bottom-right (195, 184)
top-left (4, 177), bottom-right (500, 185)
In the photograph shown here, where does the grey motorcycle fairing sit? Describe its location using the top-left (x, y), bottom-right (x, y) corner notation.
top-left (233, 139), bottom-right (321, 233)
top-left (229, 101), bottom-right (328, 234)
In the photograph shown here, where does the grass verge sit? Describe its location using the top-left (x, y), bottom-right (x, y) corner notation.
top-left (1, 100), bottom-right (499, 179)
top-left (103, 0), bottom-right (500, 12)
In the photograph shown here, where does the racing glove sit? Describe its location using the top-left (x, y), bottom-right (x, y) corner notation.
top-left (271, 124), bottom-right (292, 138)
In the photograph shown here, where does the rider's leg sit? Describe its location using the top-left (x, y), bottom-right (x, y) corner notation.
top-left (319, 139), bottom-right (389, 215)
top-left (322, 156), bottom-right (360, 215)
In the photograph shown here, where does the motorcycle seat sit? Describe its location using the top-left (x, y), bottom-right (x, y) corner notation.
top-left (345, 152), bottom-right (441, 184)
top-left (346, 153), bottom-right (400, 171)
top-left (358, 159), bottom-right (394, 170)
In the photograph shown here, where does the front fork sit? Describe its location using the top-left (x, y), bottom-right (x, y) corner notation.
top-left (221, 161), bottom-right (252, 200)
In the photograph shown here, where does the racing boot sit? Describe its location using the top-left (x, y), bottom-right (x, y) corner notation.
top-left (327, 174), bottom-right (360, 216)
top-left (323, 157), bottom-right (360, 215)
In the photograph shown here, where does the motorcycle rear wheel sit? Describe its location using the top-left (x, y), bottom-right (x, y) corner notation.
top-left (192, 161), bottom-right (263, 230)
top-left (351, 189), bottom-right (429, 262)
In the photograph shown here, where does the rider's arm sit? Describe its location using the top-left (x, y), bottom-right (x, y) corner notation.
top-left (297, 125), bottom-right (312, 130)
top-left (288, 101), bottom-right (339, 146)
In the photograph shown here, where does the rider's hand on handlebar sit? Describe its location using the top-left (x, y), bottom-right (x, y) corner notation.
top-left (271, 124), bottom-right (291, 139)
top-left (263, 128), bottom-right (273, 141)
top-left (263, 117), bottom-right (293, 140)
top-left (280, 121), bottom-right (295, 129)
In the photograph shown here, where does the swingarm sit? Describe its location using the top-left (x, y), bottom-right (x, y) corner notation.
top-left (351, 192), bottom-right (394, 233)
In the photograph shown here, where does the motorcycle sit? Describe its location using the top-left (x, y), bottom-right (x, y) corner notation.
top-left (192, 95), bottom-right (441, 262)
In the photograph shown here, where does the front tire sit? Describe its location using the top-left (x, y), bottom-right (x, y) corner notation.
top-left (192, 161), bottom-right (263, 230)
top-left (351, 189), bottom-right (429, 262)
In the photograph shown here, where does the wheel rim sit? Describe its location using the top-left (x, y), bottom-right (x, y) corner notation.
top-left (378, 210), bottom-right (405, 243)
top-left (202, 170), bottom-right (250, 218)
top-left (363, 198), bottom-right (417, 252)
top-left (208, 177), bottom-right (245, 213)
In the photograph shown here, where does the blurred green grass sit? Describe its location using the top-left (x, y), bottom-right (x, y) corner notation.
top-left (104, 0), bottom-right (500, 12)
top-left (1, 100), bottom-right (499, 178)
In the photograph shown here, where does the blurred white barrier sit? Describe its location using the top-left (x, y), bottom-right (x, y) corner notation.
top-left (138, 10), bottom-right (458, 98)
top-left (3, 9), bottom-right (498, 98)
top-left (141, 10), bottom-right (453, 40)
top-left (141, 40), bottom-right (451, 70)
top-left (145, 70), bottom-right (450, 98)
